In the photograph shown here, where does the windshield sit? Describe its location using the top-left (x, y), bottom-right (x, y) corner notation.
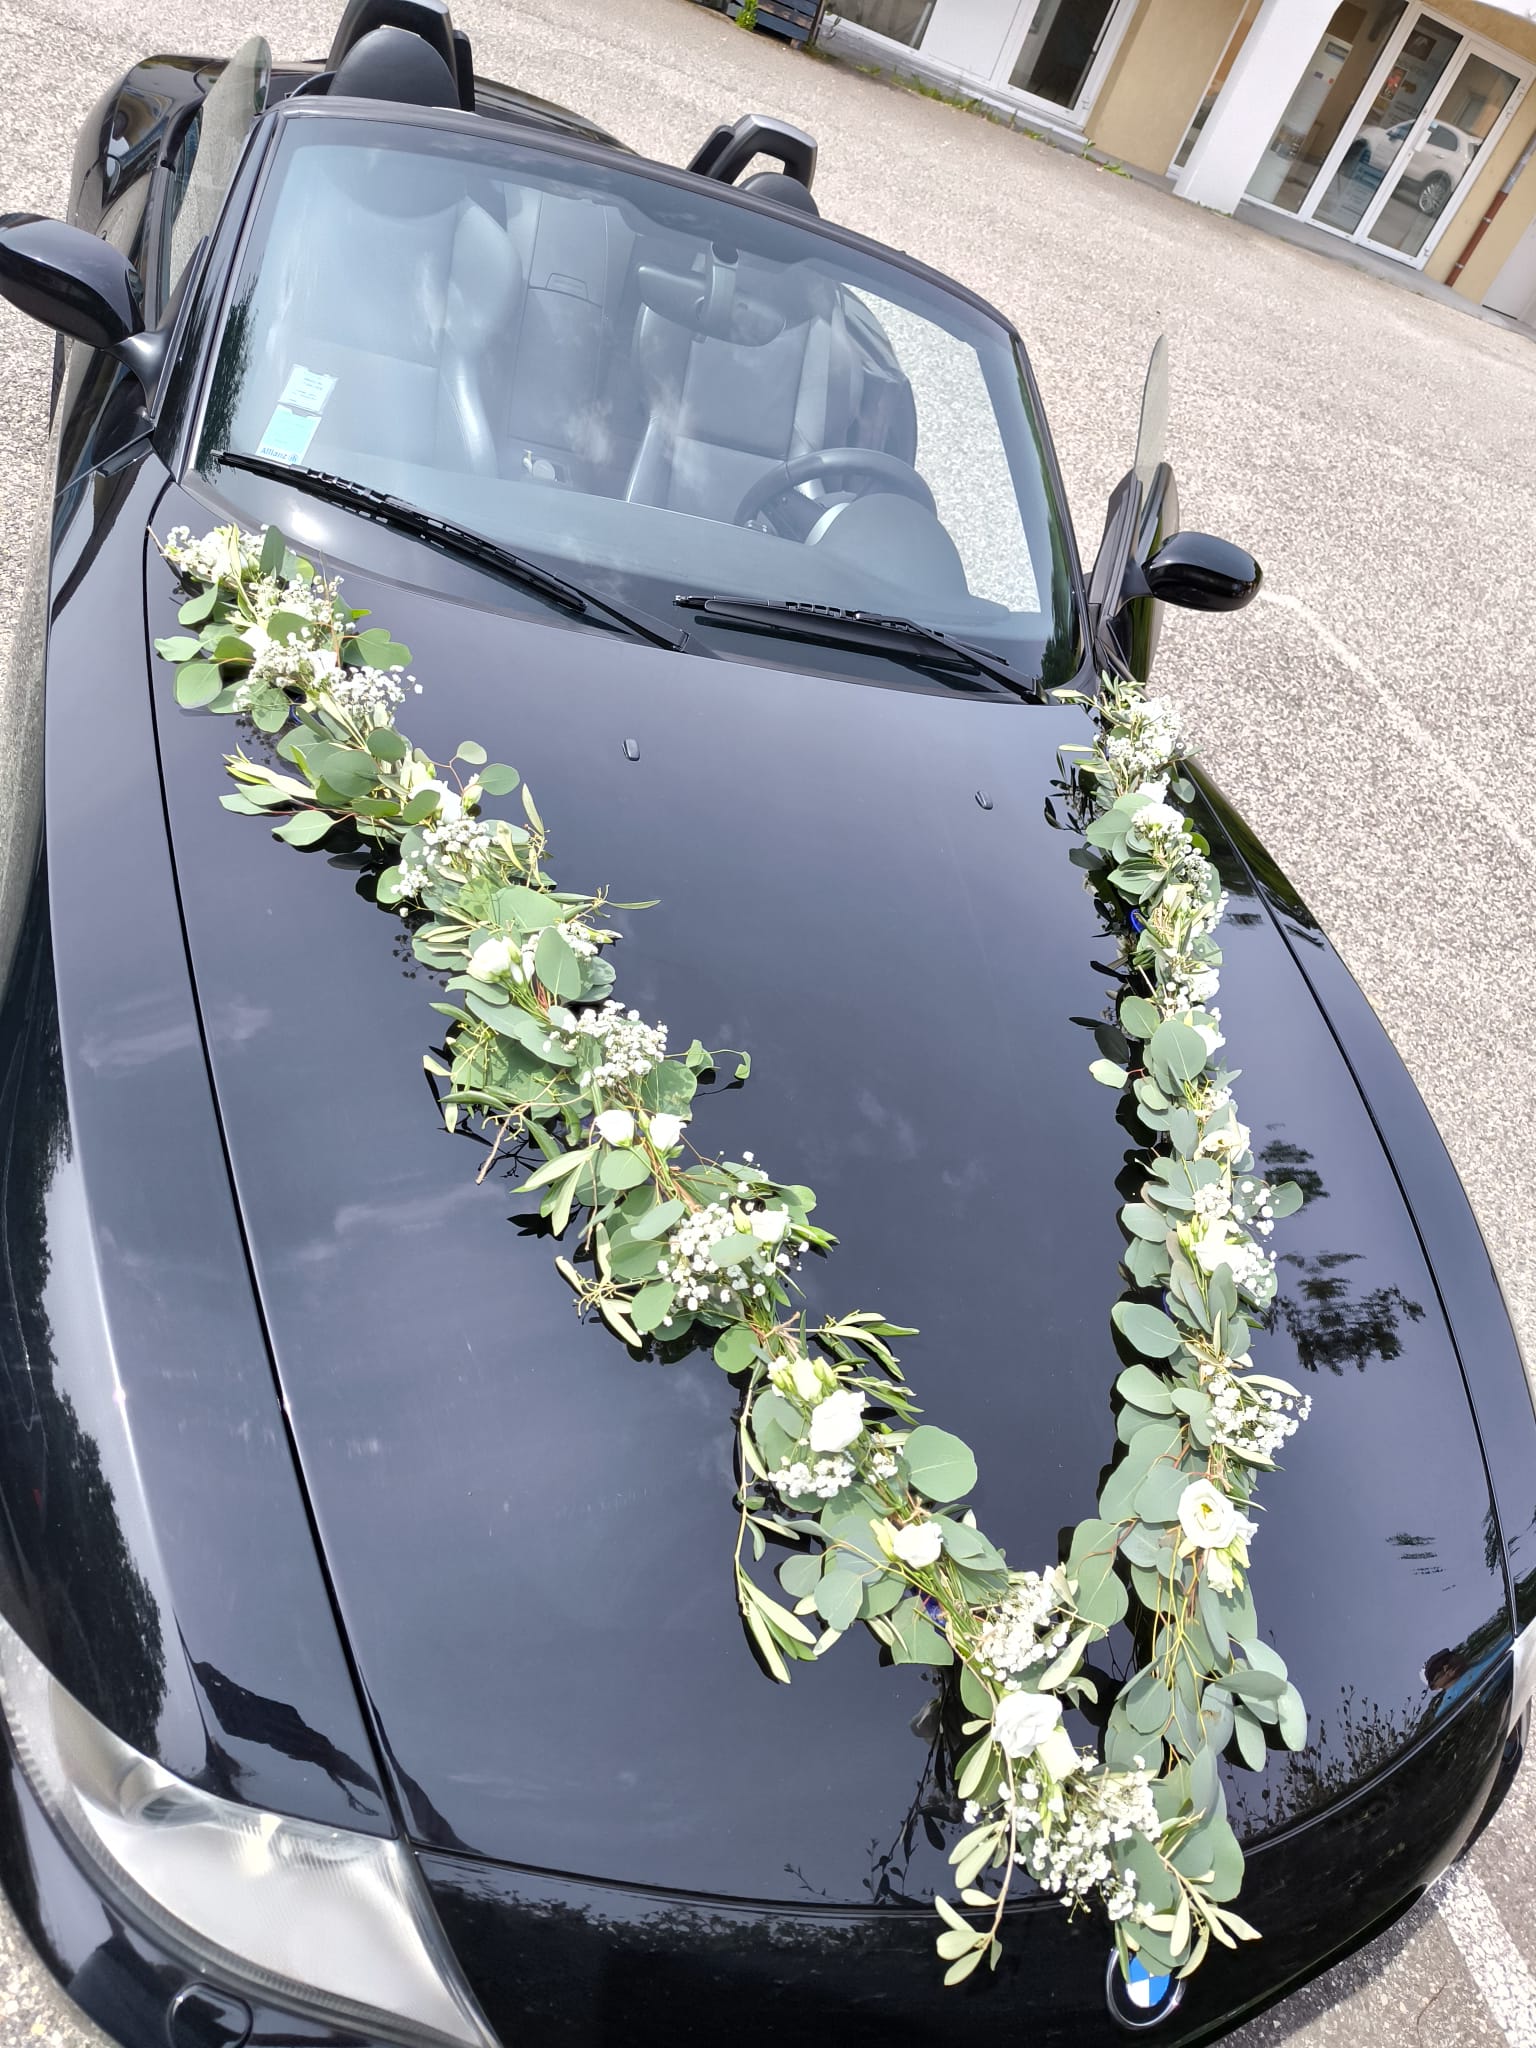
top-left (195, 113), bottom-right (1078, 677)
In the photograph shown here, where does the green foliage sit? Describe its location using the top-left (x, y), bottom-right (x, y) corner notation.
top-left (153, 526), bottom-right (1309, 2001)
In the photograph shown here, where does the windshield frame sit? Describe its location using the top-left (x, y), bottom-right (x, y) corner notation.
top-left (168, 95), bottom-right (1088, 671)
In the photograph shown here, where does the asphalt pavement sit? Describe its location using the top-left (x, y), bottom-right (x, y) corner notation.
top-left (0, 0), bottom-right (1534, 2043)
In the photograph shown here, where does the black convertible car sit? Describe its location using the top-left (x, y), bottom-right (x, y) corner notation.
top-left (0, 4), bottom-right (1530, 2045)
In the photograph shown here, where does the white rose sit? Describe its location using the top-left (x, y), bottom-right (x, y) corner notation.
top-left (1179, 1479), bottom-right (1240, 1551)
top-left (468, 938), bottom-right (512, 980)
top-left (647, 1113), bottom-right (686, 1150)
top-left (992, 1690), bottom-right (1063, 1760)
top-left (593, 1109), bottom-right (635, 1146)
top-left (889, 1519), bottom-right (944, 1570)
top-left (751, 1206), bottom-right (790, 1243)
top-left (1193, 1019), bottom-right (1225, 1056)
top-left (808, 1387), bottom-right (866, 1454)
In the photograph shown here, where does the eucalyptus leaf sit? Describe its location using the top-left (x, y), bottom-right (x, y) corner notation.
top-left (630, 1198), bottom-right (684, 1242)
top-left (273, 811), bottom-right (334, 847)
top-left (1231, 1705), bottom-right (1267, 1771)
top-left (1149, 1019), bottom-right (1210, 1084)
top-left (1115, 1363), bottom-right (1174, 1413)
top-left (713, 1325), bottom-right (757, 1372)
top-left (779, 1553), bottom-right (824, 1600)
top-left (814, 1569), bottom-right (865, 1632)
top-left (1277, 1683), bottom-right (1308, 1751)
top-left (630, 1280), bottom-right (675, 1334)
top-left (599, 1149), bottom-right (652, 1192)
top-left (886, 1602), bottom-right (954, 1668)
top-left (1121, 1203), bottom-right (1169, 1242)
top-left (1112, 1301), bottom-right (1183, 1359)
top-left (174, 661), bottom-right (223, 707)
top-left (902, 1426), bottom-right (977, 1504)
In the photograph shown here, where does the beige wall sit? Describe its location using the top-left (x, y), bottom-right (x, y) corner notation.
top-left (1087, 0), bottom-right (1246, 174)
top-left (1427, 92), bottom-right (1536, 296)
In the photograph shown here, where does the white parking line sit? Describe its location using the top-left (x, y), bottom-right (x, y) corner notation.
top-left (1257, 589), bottom-right (1536, 874)
top-left (1434, 1860), bottom-right (1536, 2048)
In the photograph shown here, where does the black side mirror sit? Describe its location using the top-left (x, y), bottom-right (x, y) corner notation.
top-left (0, 212), bottom-right (160, 389)
top-left (1142, 531), bottom-right (1262, 613)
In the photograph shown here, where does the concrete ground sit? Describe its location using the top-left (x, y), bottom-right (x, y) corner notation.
top-left (1, 0), bottom-right (1534, 2041)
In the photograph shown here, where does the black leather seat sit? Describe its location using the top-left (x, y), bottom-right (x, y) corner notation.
top-left (328, 24), bottom-right (459, 107)
top-left (228, 143), bottom-right (521, 478)
top-left (624, 255), bottom-right (867, 522)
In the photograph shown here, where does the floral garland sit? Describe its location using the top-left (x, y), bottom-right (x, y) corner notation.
top-left (154, 522), bottom-right (1308, 1992)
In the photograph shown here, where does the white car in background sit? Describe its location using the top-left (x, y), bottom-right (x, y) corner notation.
top-left (1346, 115), bottom-right (1476, 214)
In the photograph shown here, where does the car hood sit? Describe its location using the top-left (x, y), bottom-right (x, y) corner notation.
top-left (145, 497), bottom-right (1506, 1907)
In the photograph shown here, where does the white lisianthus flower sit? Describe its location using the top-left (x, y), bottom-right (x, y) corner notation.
top-left (1203, 1548), bottom-right (1236, 1595)
top-left (647, 1113), bottom-right (686, 1150)
top-left (1035, 1722), bottom-right (1083, 1781)
top-left (1199, 1237), bottom-right (1236, 1276)
top-left (593, 1109), bottom-right (636, 1146)
top-left (751, 1206), bottom-right (790, 1243)
top-left (1189, 1220), bottom-right (1239, 1274)
top-left (992, 1689), bottom-right (1063, 1760)
top-left (769, 1351), bottom-right (825, 1403)
top-left (1192, 1017), bottom-right (1225, 1056)
top-left (889, 1519), bottom-right (944, 1570)
top-left (1178, 1479), bottom-right (1241, 1551)
top-left (807, 1387), bottom-right (866, 1454)
top-left (468, 938), bottom-right (512, 981)
top-left (1197, 1117), bottom-right (1250, 1162)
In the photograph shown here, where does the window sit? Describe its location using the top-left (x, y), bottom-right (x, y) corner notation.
top-left (830, 0), bottom-right (935, 49)
top-left (162, 37), bottom-right (271, 305)
top-left (195, 120), bottom-right (1078, 677)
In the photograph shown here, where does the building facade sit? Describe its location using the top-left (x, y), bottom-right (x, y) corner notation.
top-left (819, 0), bottom-right (1536, 321)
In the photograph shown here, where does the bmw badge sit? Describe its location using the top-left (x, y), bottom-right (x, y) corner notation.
top-left (1106, 1950), bottom-right (1185, 2030)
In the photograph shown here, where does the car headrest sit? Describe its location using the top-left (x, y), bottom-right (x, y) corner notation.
top-left (329, 25), bottom-right (459, 106)
top-left (737, 170), bottom-right (820, 217)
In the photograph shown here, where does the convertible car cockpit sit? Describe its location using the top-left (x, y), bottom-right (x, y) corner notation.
top-left (189, 18), bottom-right (1063, 667)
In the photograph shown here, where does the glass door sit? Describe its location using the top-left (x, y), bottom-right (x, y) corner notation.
top-left (1246, 4), bottom-right (1406, 213)
top-left (1311, 12), bottom-right (1464, 235)
top-left (1361, 51), bottom-right (1524, 257)
top-left (1244, 4), bottom-right (1531, 266)
top-left (1007, 0), bottom-right (1126, 114)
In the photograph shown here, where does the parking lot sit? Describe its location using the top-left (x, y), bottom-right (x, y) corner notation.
top-left (1, 0), bottom-right (1534, 2041)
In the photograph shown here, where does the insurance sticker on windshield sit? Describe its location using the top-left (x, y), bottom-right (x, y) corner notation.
top-left (256, 404), bottom-right (322, 466)
top-left (279, 364), bottom-right (338, 412)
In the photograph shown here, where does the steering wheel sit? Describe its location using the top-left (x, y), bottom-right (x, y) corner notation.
top-left (734, 448), bottom-right (937, 530)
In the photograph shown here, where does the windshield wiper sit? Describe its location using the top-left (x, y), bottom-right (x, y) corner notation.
top-left (219, 453), bottom-right (686, 651)
top-left (674, 594), bottom-right (1037, 700)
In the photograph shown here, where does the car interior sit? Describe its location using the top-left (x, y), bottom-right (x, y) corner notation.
top-left (201, 4), bottom-right (1049, 631)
